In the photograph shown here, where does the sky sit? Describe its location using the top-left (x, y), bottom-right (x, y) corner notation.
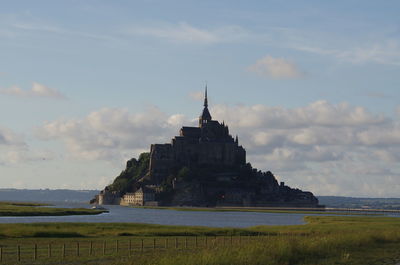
top-left (1, 0), bottom-right (400, 197)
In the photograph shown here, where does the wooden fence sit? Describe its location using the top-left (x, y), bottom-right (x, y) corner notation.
top-left (0, 234), bottom-right (302, 264)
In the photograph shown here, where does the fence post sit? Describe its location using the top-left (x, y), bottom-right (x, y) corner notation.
top-left (165, 238), bottom-right (168, 249)
top-left (129, 239), bottom-right (132, 255)
top-left (223, 236), bottom-right (225, 246)
top-left (205, 236), bottom-right (208, 248)
top-left (0, 246), bottom-right (2, 262)
top-left (89, 241), bottom-right (93, 256)
top-left (17, 245), bottom-right (20, 262)
top-left (141, 239), bottom-right (144, 252)
top-left (195, 236), bottom-right (198, 247)
top-left (116, 240), bottom-right (119, 253)
top-left (103, 241), bottom-right (106, 256)
top-left (175, 238), bottom-right (178, 249)
top-left (48, 243), bottom-right (52, 258)
top-left (34, 244), bottom-right (37, 260)
top-left (62, 243), bottom-right (65, 259)
top-left (153, 238), bottom-right (156, 250)
top-left (185, 237), bottom-right (188, 248)
top-left (77, 242), bottom-right (80, 257)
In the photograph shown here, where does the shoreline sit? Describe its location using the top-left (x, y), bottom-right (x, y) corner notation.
top-left (0, 201), bottom-right (107, 217)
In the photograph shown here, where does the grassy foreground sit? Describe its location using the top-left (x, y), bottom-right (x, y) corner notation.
top-left (0, 215), bottom-right (399, 264)
top-left (0, 201), bottom-right (107, 217)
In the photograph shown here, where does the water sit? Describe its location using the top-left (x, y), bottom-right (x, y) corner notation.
top-left (0, 202), bottom-right (309, 227)
top-left (1, 202), bottom-right (398, 228)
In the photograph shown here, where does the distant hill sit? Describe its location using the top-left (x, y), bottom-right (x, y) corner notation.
top-left (0, 189), bottom-right (99, 203)
top-left (318, 196), bottom-right (400, 210)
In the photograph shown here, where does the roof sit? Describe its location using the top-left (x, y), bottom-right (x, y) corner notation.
top-left (200, 107), bottom-right (212, 121)
top-left (180, 126), bottom-right (201, 137)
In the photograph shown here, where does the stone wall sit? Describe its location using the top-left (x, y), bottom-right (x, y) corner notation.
top-left (149, 144), bottom-right (174, 183)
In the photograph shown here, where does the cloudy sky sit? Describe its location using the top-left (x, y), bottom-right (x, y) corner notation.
top-left (1, 1), bottom-right (400, 197)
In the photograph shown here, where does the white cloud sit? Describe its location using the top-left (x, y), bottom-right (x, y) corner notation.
top-left (358, 126), bottom-right (400, 146)
top-left (247, 55), bottom-right (304, 79)
top-left (396, 106), bottom-right (400, 117)
top-left (12, 22), bottom-right (61, 33)
top-left (0, 126), bottom-right (25, 146)
top-left (125, 22), bottom-right (248, 44)
top-left (338, 41), bottom-right (400, 66)
top-left (34, 102), bottom-right (400, 196)
top-left (0, 126), bottom-right (53, 165)
top-left (373, 149), bottom-right (400, 163)
top-left (295, 40), bottom-right (400, 66)
top-left (4, 17), bottom-right (117, 42)
top-left (0, 82), bottom-right (66, 99)
top-left (212, 100), bottom-right (385, 129)
top-left (167, 114), bottom-right (186, 127)
top-left (36, 107), bottom-right (189, 161)
top-left (265, 26), bottom-right (400, 66)
top-left (2, 149), bottom-right (55, 164)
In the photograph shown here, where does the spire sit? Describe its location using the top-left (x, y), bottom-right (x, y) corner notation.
top-left (235, 135), bottom-right (239, 144)
top-left (199, 84), bottom-right (212, 127)
top-left (204, 85), bottom-right (208, 108)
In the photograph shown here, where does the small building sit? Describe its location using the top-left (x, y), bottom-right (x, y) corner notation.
top-left (121, 187), bottom-right (156, 206)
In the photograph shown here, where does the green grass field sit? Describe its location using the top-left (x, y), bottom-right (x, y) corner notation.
top-left (0, 215), bottom-right (399, 264)
top-left (0, 201), bottom-right (107, 217)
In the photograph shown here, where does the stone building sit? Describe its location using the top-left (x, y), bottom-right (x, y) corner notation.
top-left (97, 187), bottom-right (120, 205)
top-left (149, 87), bottom-right (246, 183)
top-left (121, 187), bottom-right (156, 206)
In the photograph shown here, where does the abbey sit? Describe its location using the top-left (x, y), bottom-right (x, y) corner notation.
top-left (94, 88), bottom-right (319, 207)
top-left (149, 88), bottom-right (246, 184)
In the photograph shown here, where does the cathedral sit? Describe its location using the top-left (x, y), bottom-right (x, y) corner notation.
top-left (149, 87), bottom-right (246, 183)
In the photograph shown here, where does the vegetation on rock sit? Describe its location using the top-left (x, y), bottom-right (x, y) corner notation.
top-left (107, 152), bottom-right (150, 193)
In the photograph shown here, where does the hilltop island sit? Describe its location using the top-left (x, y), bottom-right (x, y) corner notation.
top-left (92, 89), bottom-right (319, 207)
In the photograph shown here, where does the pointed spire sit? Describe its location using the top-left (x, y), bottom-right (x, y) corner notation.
top-left (199, 84), bottom-right (212, 127)
top-left (235, 135), bottom-right (239, 144)
top-left (204, 85), bottom-right (208, 108)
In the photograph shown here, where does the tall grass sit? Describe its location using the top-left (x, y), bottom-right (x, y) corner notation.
top-left (125, 230), bottom-right (400, 265)
top-left (0, 216), bottom-right (399, 264)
